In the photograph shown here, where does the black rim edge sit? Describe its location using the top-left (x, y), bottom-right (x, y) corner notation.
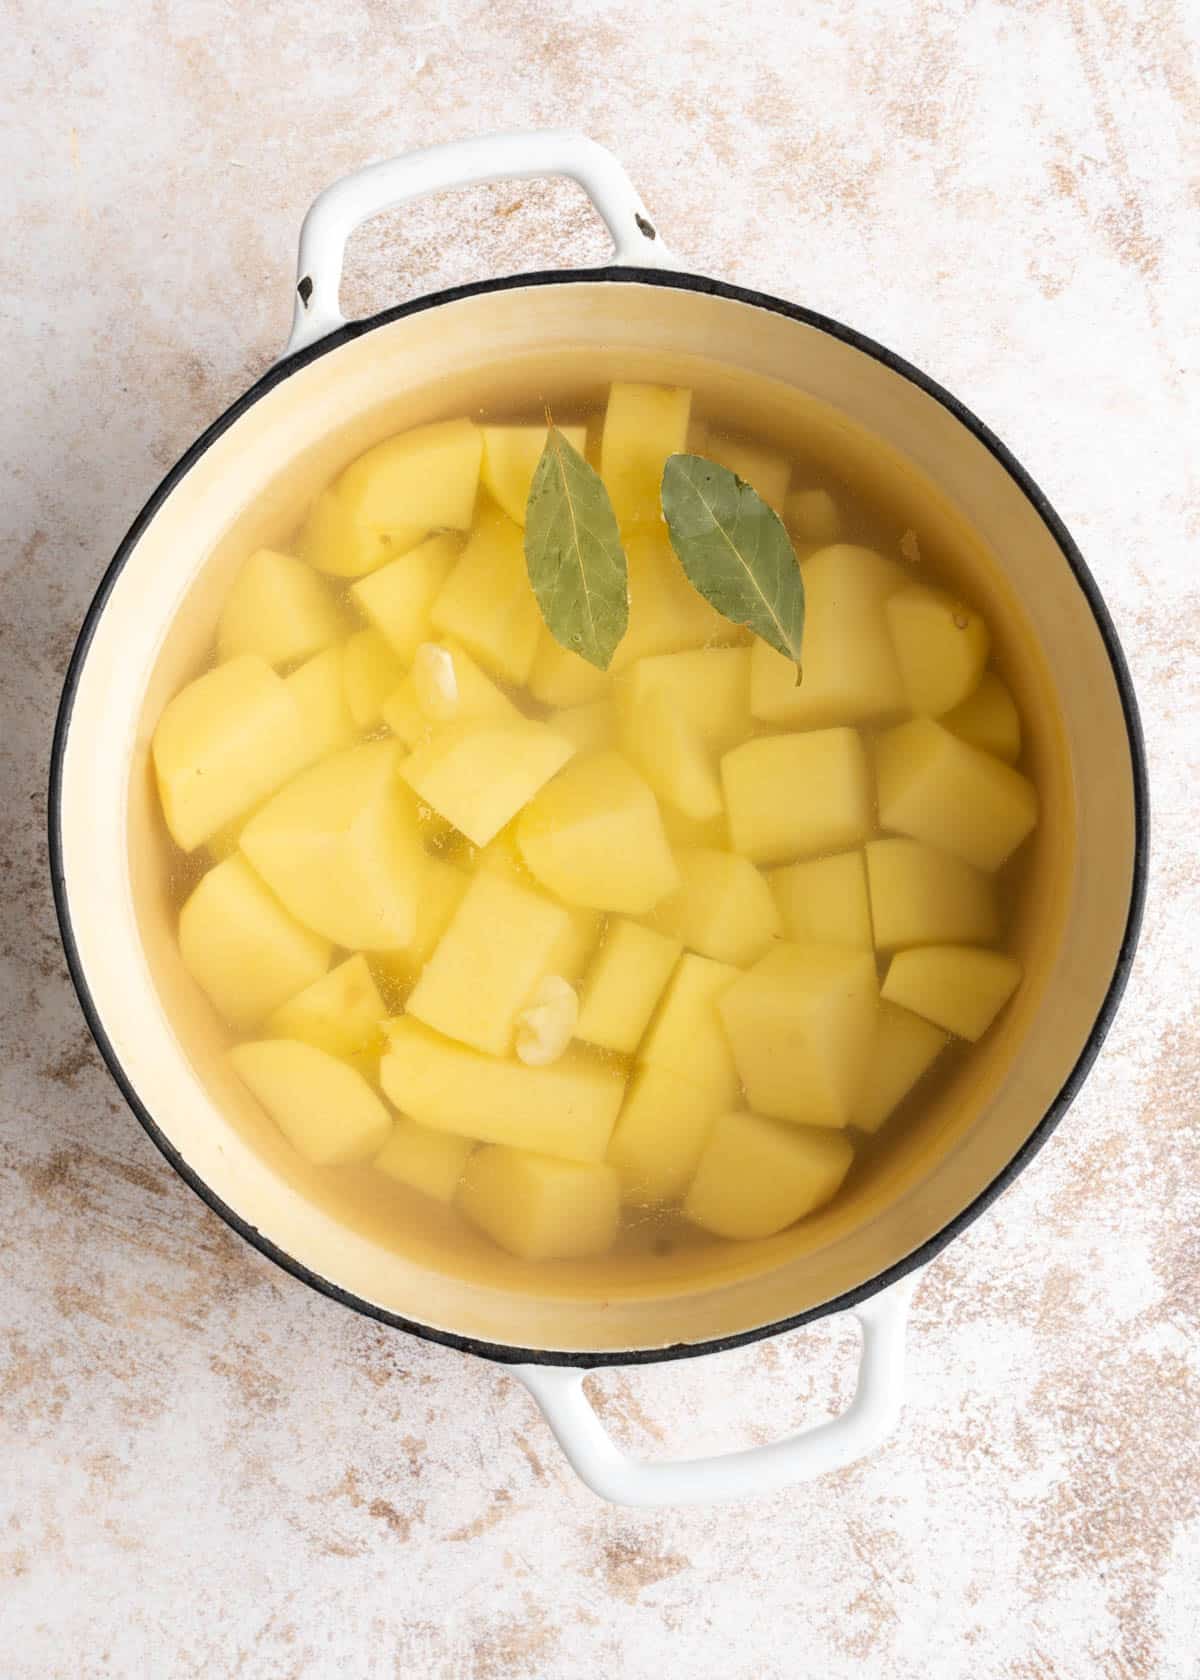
top-left (48, 264), bottom-right (1150, 1369)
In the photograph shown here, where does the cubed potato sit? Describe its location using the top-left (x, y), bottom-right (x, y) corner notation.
top-left (516, 751), bottom-right (679, 913)
top-left (407, 872), bottom-right (570, 1055)
top-left (370, 857), bottom-right (469, 995)
top-left (374, 1118), bottom-right (473, 1203)
top-left (230, 1039), bottom-right (392, 1165)
top-left (885, 585), bottom-right (990, 716)
top-left (179, 855), bottom-right (331, 1029)
top-left (472, 820), bottom-right (534, 884)
top-left (153, 655), bottom-right (310, 852)
top-left (577, 919), bottom-right (682, 1054)
top-left (458, 1147), bottom-right (620, 1261)
top-left (718, 944), bottom-right (878, 1128)
top-left (875, 717), bottom-right (1038, 871)
top-left (942, 670), bottom-right (1022, 764)
top-left (881, 945), bottom-right (1022, 1040)
top-left (342, 628), bottom-right (405, 730)
top-left (240, 741), bottom-right (425, 948)
top-left (381, 639), bottom-right (522, 750)
top-left (549, 907), bottom-right (605, 982)
top-left (285, 645), bottom-right (357, 765)
top-left (351, 534), bottom-right (461, 662)
top-left (621, 688), bottom-right (722, 821)
top-left (265, 953), bottom-right (387, 1056)
top-left (600, 382), bottom-right (692, 526)
top-left (298, 487), bottom-right (421, 578)
top-left (684, 1110), bottom-right (853, 1240)
top-left (640, 953), bottom-right (740, 1108)
top-left (866, 838), bottom-right (999, 949)
top-left (216, 548), bottom-right (344, 668)
top-left (400, 719), bottom-right (574, 847)
top-left (430, 505), bottom-right (542, 684)
top-left (705, 433), bottom-right (790, 512)
top-left (380, 1020), bottom-right (624, 1162)
top-left (768, 850), bottom-right (873, 948)
top-left (610, 530), bottom-right (734, 671)
top-left (750, 546), bottom-right (908, 727)
top-left (480, 423), bottom-right (587, 526)
top-left (722, 728), bottom-right (872, 865)
top-left (660, 803), bottom-right (729, 851)
top-left (607, 1064), bottom-right (724, 1203)
top-left (616, 647), bottom-right (752, 752)
top-left (551, 699), bottom-right (617, 755)
top-left (337, 419), bottom-right (483, 533)
top-left (786, 488), bottom-right (842, 546)
top-left (527, 629), bottom-right (613, 708)
top-left (655, 849), bottom-right (781, 966)
top-left (852, 1000), bottom-right (948, 1133)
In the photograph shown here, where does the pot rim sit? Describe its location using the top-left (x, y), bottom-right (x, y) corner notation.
top-left (48, 264), bottom-right (1150, 1368)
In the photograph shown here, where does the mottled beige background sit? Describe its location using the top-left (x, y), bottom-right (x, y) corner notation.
top-left (2, 1), bottom-right (1198, 1675)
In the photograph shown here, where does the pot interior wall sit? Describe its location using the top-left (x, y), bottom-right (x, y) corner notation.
top-left (58, 279), bottom-right (1136, 1354)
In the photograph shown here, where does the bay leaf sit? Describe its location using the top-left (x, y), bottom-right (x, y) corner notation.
top-left (524, 426), bottom-right (629, 671)
top-left (660, 453), bottom-right (805, 668)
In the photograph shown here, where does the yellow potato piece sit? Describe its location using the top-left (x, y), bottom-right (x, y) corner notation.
top-left (610, 530), bottom-right (734, 671)
top-left (768, 850), bottom-right (873, 949)
top-left (875, 717), bottom-right (1038, 872)
top-left (179, 855), bottom-right (331, 1029)
top-left (617, 647), bottom-right (752, 752)
top-left (684, 1111), bottom-right (853, 1241)
top-left (750, 546), bottom-right (908, 727)
top-left (230, 1039), bottom-right (392, 1166)
top-left (153, 655), bottom-right (309, 852)
top-left (722, 728), bottom-right (872, 865)
top-left (881, 945), bottom-right (1022, 1041)
top-left (337, 418), bottom-right (482, 533)
top-left (374, 1119), bottom-right (473, 1204)
top-left (298, 487), bottom-right (422, 578)
top-left (342, 628), bottom-right (405, 730)
top-left (517, 751), bottom-right (679, 914)
top-left (942, 670), bottom-right (1022, 764)
top-left (640, 952), bottom-right (740, 1108)
top-left (216, 548), bottom-right (344, 668)
top-left (527, 628), bottom-right (613, 708)
top-left (785, 487), bottom-right (842, 546)
top-left (852, 1001), bottom-right (948, 1133)
top-left (240, 742), bottom-right (425, 949)
top-left (718, 944), bottom-right (879, 1128)
top-left (655, 849), bottom-right (781, 967)
top-left (370, 856), bottom-right (469, 996)
top-left (600, 382), bottom-right (692, 526)
top-left (407, 872), bottom-right (571, 1056)
top-left (400, 718), bottom-right (574, 848)
top-left (480, 423), bottom-right (587, 526)
top-left (285, 645), bottom-right (357, 766)
top-left (549, 906), bottom-right (604, 983)
top-left (621, 686), bottom-right (722, 821)
top-left (866, 838), bottom-right (999, 949)
top-left (551, 699), bottom-right (617, 755)
top-left (576, 918), bottom-right (682, 1054)
top-left (705, 433), bottom-right (790, 512)
top-left (351, 534), bottom-right (461, 663)
top-left (265, 953), bottom-right (387, 1057)
top-left (607, 1064), bottom-right (724, 1204)
top-left (381, 638), bottom-right (521, 749)
top-left (458, 1147), bottom-right (620, 1261)
top-left (659, 803), bottom-right (729, 852)
top-left (430, 505), bottom-right (542, 684)
top-left (885, 584), bottom-right (990, 716)
top-left (380, 1019), bottom-right (624, 1162)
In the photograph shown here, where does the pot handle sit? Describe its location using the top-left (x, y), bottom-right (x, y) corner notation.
top-left (284, 130), bottom-right (675, 357)
top-left (512, 1275), bottom-right (916, 1507)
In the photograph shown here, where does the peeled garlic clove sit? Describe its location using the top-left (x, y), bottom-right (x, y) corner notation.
top-left (515, 975), bottom-right (578, 1067)
top-left (413, 643), bottom-right (459, 721)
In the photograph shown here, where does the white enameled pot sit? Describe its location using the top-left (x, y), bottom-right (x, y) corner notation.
top-left (50, 133), bottom-right (1147, 1506)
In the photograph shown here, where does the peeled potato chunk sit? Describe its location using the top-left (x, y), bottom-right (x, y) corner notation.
top-left (942, 670), bottom-right (1021, 764)
top-left (600, 382), bottom-right (692, 526)
top-left (577, 918), bottom-right (681, 1054)
top-left (216, 548), bottom-right (343, 668)
top-left (875, 717), bottom-right (1038, 872)
top-left (640, 952), bottom-right (741, 1108)
top-left (769, 850), bottom-right (873, 949)
top-left (285, 645), bottom-right (357, 766)
top-left (620, 686), bottom-right (722, 821)
top-left (430, 505), bottom-right (542, 685)
top-left (351, 534), bottom-right (461, 663)
top-left (299, 487), bottom-right (421, 579)
top-left (381, 1020), bottom-right (624, 1162)
top-left (480, 423), bottom-right (587, 526)
top-left (786, 487), bottom-right (842, 546)
top-left (153, 655), bottom-right (309, 852)
top-left (655, 848), bottom-right (781, 966)
top-left (230, 1038), bottom-right (391, 1166)
top-left (866, 838), bottom-right (999, 949)
top-left (528, 630), bottom-right (613, 709)
top-left (718, 944), bottom-right (879, 1128)
top-left (374, 1119), bottom-right (473, 1204)
top-left (722, 728), bottom-right (872, 865)
top-left (684, 1111), bottom-right (853, 1240)
top-left (611, 530), bottom-right (733, 670)
top-left (401, 719), bottom-right (574, 848)
top-left (852, 1001), bottom-right (948, 1134)
top-left (607, 1064), bottom-right (724, 1204)
top-left (240, 741), bottom-right (425, 949)
top-left (458, 1147), bottom-right (620, 1261)
top-left (342, 629), bottom-right (405, 730)
top-left (885, 584), bottom-right (990, 716)
top-left (370, 856), bottom-right (469, 995)
top-left (265, 953), bottom-right (387, 1056)
top-left (337, 419), bottom-right (483, 534)
top-left (705, 433), bottom-right (790, 512)
top-left (881, 945), bottom-right (1022, 1041)
top-left (179, 854), bottom-right (331, 1029)
top-left (617, 647), bottom-right (752, 752)
top-left (551, 699), bottom-right (617, 755)
top-left (517, 751), bottom-right (679, 914)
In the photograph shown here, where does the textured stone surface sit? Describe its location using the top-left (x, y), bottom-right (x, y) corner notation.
top-left (2, 2), bottom-right (1198, 1675)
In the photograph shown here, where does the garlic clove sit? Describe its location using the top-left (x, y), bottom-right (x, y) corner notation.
top-left (515, 975), bottom-right (579, 1067)
top-left (413, 643), bottom-right (459, 721)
